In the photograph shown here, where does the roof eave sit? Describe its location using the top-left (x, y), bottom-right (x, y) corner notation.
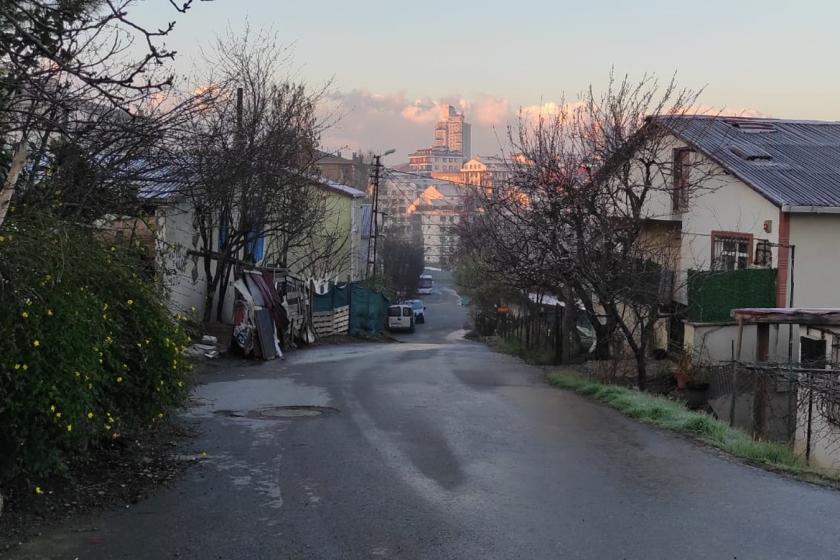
top-left (781, 205), bottom-right (840, 214)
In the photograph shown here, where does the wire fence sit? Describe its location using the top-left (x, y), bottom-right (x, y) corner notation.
top-left (703, 362), bottom-right (840, 467)
top-left (496, 304), bottom-right (565, 364)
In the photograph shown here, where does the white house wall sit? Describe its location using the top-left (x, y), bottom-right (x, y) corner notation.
top-left (639, 133), bottom-right (782, 304)
top-left (156, 203), bottom-right (234, 323)
top-left (788, 214), bottom-right (840, 308)
top-left (678, 171), bottom-right (780, 299)
top-left (156, 203), bottom-right (208, 318)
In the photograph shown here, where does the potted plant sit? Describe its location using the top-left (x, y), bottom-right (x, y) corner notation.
top-left (673, 352), bottom-right (693, 390)
top-left (674, 352), bottom-right (710, 408)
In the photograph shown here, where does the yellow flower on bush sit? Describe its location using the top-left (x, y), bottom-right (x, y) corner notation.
top-left (50, 404), bottom-right (56, 412)
top-left (21, 310), bottom-right (29, 319)
top-left (33, 339), bottom-right (40, 347)
top-left (87, 412), bottom-right (94, 419)
top-left (22, 364), bottom-right (28, 371)
top-left (34, 486), bottom-right (43, 495)
top-left (14, 363), bottom-right (21, 370)
top-left (116, 376), bottom-right (123, 383)
top-left (47, 309), bottom-right (53, 316)
top-left (127, 299), bottom-right (134, 306)
top-left (66, 424), bottom-right (72, 432)
top-left (55, 412), bottom-right (61, 418)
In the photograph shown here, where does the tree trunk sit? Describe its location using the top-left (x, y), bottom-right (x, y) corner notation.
top-left (0, 141), bottom-right (28, 229)
top-left (215, 261), bottom-right (231, 323)
top-left (634, 348), bottom-right (648, 391)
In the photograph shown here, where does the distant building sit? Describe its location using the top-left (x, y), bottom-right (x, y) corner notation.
top-left (405, 182), bottom-right (463, 267)
top-left (433, 105), bottom-right (471, 159)
top-left (408, 146), bottom-right (464, 175)
top-left (407, 105), bottom-right (471, 176)
top-left (430, 155), bottom-right (513, 192)
top-left (379, 171), bottom-right (467, 267)
top-left (315, 150), bottom-right (371, 191)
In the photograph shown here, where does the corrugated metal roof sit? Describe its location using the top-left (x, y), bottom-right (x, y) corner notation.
top-left (135, 166), bottom-right (185, 201)
top-left (318, 178), bottom-right (367, 198)
top-left (656, 116), bottom-right (840, 208)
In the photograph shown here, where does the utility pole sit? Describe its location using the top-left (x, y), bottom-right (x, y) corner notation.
top-left (366, 149), bottom-right (395, 279)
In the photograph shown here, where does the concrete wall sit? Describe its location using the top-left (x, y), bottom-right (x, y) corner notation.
top-left (793, 327), bottom-right (840, 471)
top-left (156, 202), bottom-right (235, 323)
top-left (685, 322), bottom-right (796, 365)
top-left (156, 203), bottom-right (208, 318)
top-left (788, 213), bottom-right (840, 308)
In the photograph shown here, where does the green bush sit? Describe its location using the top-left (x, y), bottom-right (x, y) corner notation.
top-left (0, 214), bottom-right (190, 482)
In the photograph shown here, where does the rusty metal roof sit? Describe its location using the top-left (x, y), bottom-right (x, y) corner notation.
top-left (657, 116), bottom-right (840, 209)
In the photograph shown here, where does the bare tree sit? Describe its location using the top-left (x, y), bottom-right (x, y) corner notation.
top-left (469, 72), bottom-right (721, 388)
top-left (0, 0), bottom-right (204, 227)
top-left (380, 227), bottom-right (424, 300)
top-left (173, 28), bottom-right (332, 323)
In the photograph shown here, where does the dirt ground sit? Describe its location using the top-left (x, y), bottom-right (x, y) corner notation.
top-left (0, 418), bottom-right (198, 553)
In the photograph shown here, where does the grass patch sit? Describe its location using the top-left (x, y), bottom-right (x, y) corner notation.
top-left (548, 372), bottom-right (832, 480)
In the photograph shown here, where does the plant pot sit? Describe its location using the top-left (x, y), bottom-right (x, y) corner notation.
top-left (684, 382), bottom-right (710, 409)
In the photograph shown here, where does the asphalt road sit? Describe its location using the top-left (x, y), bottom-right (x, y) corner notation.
top-left (9, 277), bottom-right (840, 559)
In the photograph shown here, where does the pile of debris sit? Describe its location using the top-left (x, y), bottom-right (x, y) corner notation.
top-left (185, 335), bottom-right (221, 360)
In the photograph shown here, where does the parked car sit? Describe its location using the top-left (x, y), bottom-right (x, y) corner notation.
top-left (387, 304), bottom-right (415, 333)
top-left (402, 299), bottom-right (426, 323)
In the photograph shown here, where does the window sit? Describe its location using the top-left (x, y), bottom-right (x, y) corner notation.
top-left (754, 239), bottom-right (773, 268)
top-left (711, 232), bottom-right (752, 271)
top-left (672, 148), bottom-right (691, 213)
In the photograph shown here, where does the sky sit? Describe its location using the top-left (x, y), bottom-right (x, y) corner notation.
top-left (137, 0), bottom-right (840, 162)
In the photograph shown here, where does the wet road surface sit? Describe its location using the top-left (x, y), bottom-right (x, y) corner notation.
top-left (8, 278), bottom-right (840, 559)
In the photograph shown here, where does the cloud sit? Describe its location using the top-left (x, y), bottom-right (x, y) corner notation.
top-left (318, 88), bottom-right (767, 163)
top-left (471, 96), bottom-right (510, 126)
top-left (400, 98), bottom-right (441, 124)
top-left (319, 90), bottom-right (524, 160)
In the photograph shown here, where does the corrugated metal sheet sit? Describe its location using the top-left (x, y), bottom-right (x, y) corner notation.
top-left (358, 203), bottom-right (373, 239)
top-left (135, 165), bottom-right (185, 201)
top-left (657, 116), bottom-right (840, 208)
top-left (318, 178), bottom-right (366, 198)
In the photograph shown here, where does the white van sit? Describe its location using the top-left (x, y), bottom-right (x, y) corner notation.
top-left (387, 304), bottom-right (415, 333)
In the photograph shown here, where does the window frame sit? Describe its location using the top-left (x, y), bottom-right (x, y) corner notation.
top-left (672, 147), bottom-right (692, 213)
top-left (710, 230), bottom-right (754, 271)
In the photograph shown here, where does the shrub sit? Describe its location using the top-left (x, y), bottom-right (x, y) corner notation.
top-left (0, 214), bottom-right (190, 482)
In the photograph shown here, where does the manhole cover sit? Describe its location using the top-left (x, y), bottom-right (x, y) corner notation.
top-left (257, 405), bottom-right (339, 419)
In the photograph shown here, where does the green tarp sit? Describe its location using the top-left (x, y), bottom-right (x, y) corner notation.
top-left (688, 268), bottom-right (776, 323)
top-left (313, 282), bottom-right (350, 312)
top-left (349, 283), bottom-right (390, 336)
top-left (313, 282), bottom-right (390, 335)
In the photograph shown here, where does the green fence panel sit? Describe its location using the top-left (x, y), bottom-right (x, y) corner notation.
top-left (313, 282), bottom-right (351, 313)
top-left (688, 268), bottom-right (776, 322)
top-left (349, 283), bottom-right (390, 335)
